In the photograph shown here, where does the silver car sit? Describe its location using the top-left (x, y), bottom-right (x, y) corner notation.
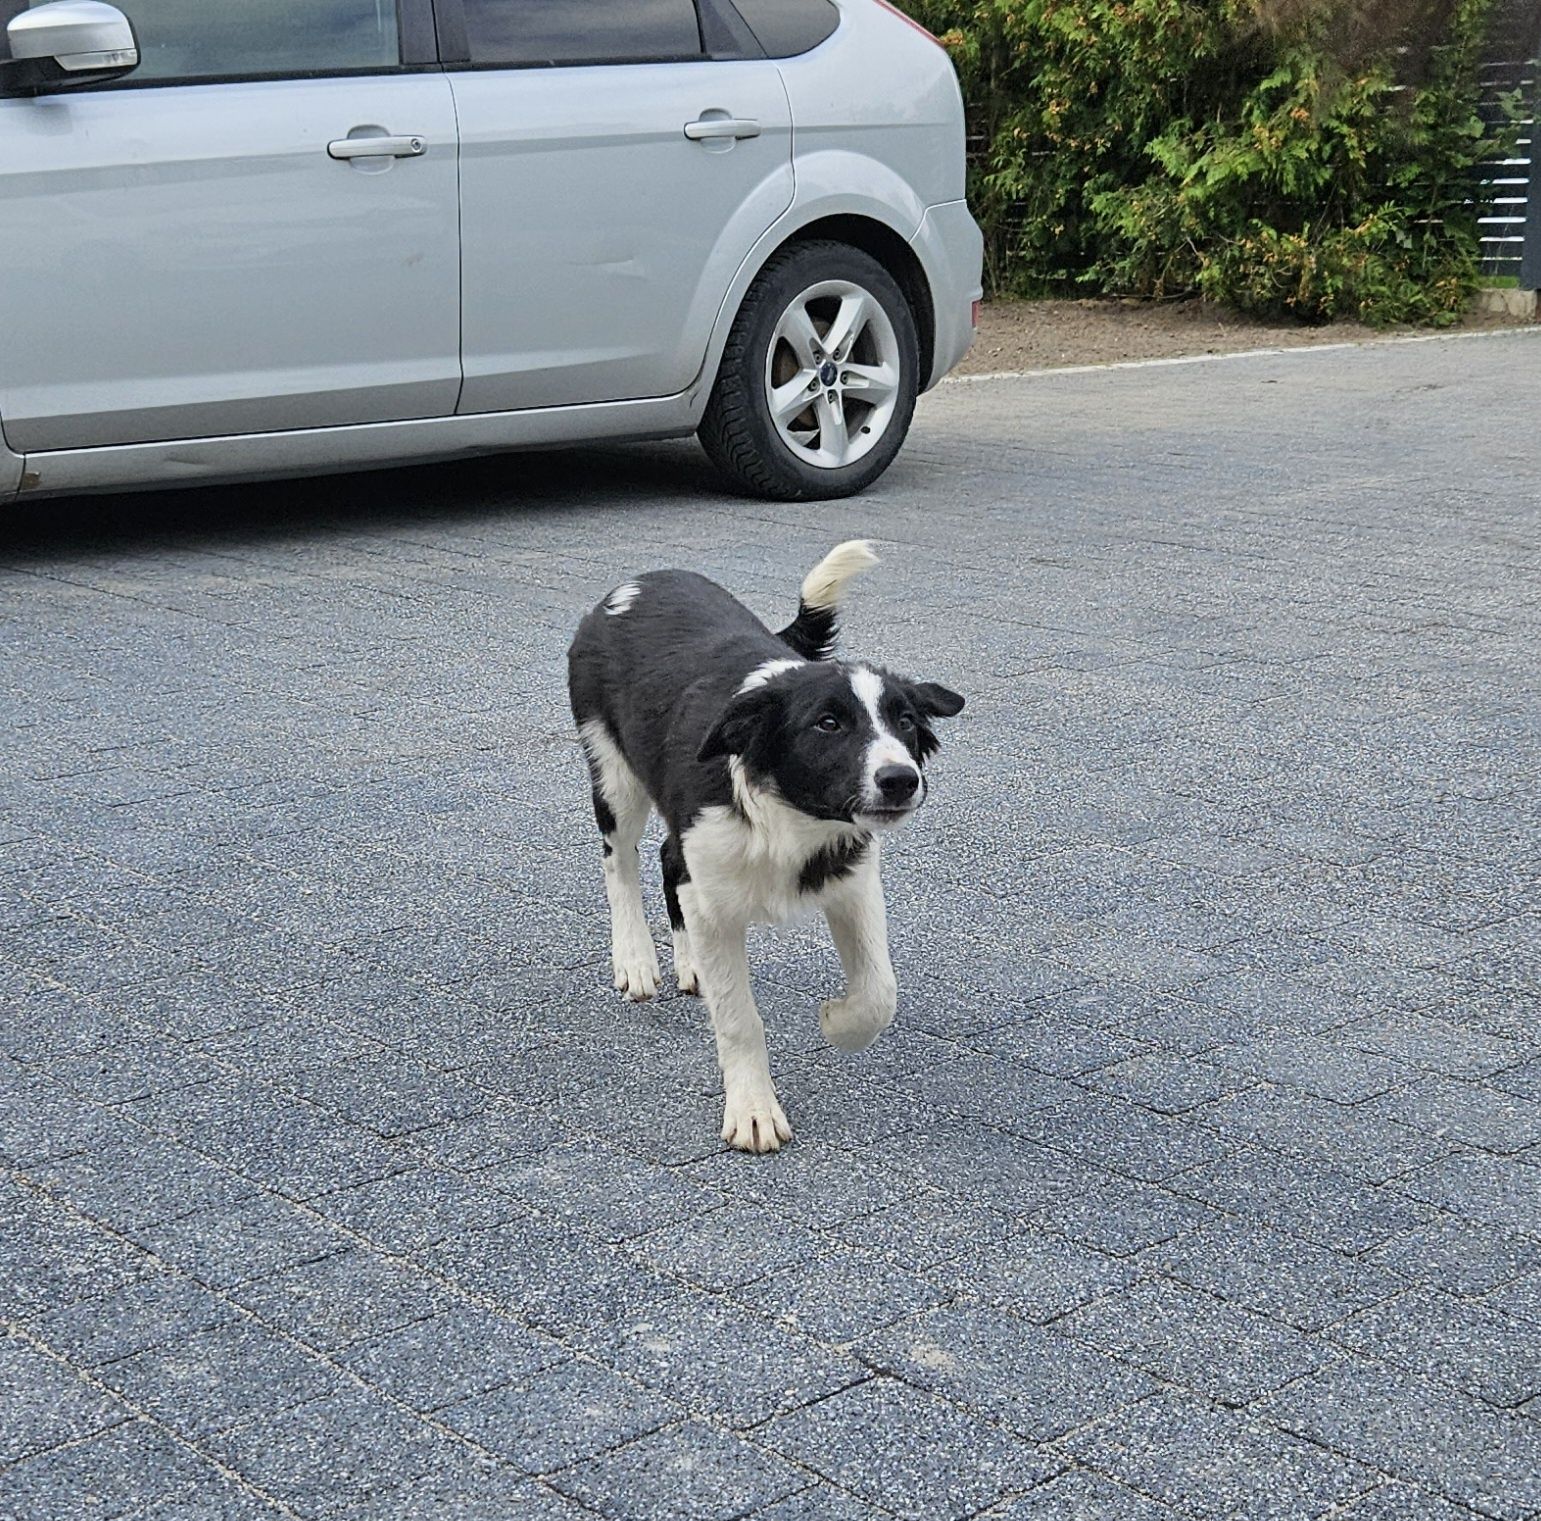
top-left (0, 0), bottom-right (981, 502)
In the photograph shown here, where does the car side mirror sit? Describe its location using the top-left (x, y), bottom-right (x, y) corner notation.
top-left (3, 0), bottom-right (139, 93)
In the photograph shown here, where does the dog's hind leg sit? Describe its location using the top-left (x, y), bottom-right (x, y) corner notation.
top-left (660, 834), bottom-right (698, 995)
top-left (579, 719), bottom-right (660, 1001)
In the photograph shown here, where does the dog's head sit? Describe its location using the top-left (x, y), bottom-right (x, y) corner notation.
top-left (698, 662), bottom-right (965, 830)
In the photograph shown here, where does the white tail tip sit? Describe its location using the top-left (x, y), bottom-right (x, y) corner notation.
top-left (800, 539), bottom-right (879, 610)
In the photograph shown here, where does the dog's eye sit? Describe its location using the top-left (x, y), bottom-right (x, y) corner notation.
top-left (896, 713), bottom-right (916, 732)
top-left (815, 715), bottom-right (841, 733)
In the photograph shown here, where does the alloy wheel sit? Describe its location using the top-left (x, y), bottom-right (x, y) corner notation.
top-left (764, 279), bottom-right (903, 470)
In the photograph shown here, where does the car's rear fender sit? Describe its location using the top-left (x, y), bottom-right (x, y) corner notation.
top-left (689, 163), bottom-right (981, 411)
top-left (782, 0), bottom-right (968, 209)
top-left (688, 176), bottom-right (923, 409)
top-left (687, 0), bottom-right (977, 409)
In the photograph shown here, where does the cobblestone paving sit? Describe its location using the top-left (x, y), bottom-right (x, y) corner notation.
top-left (3, 330), bottom-right (1539, 1520)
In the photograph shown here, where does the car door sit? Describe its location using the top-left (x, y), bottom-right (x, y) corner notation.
top-left (445, 0), bottom-right (794, 414)
top-left (0, 0), bottom-right (460, 453)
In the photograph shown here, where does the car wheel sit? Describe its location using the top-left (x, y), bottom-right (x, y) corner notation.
top-left (699, 240), bottom-right (921, 501)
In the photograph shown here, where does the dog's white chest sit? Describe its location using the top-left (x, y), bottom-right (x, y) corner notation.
top-left (681, 798), bottom-right (865, 928)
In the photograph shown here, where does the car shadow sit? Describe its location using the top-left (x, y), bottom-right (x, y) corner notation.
top-left (1, 438), bottom-right (724, 560)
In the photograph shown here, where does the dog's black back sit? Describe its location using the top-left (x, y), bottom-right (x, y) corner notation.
top-left (568, 569), bottom-right (789, 828)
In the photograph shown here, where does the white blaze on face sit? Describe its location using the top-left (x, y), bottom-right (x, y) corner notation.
top-left (850, 666), bottom-right (920, 812)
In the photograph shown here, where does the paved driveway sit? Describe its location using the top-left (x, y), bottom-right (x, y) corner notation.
top-left (3, 330), bottom-right (1539, 1521)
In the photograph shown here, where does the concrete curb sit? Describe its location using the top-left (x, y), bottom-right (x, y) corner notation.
top-left (944, 320), bottom-right (1541, 384)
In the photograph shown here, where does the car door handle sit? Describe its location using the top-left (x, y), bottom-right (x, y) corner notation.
top-left (327, 134), bottom-right (427, 161)
top-left (684, 117), bottom-right (761, 142)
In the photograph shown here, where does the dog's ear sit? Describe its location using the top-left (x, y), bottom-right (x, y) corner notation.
top-left (908, 681), bottom-right (965, 719)
top-left (698, 688), bottom-right (777, 763)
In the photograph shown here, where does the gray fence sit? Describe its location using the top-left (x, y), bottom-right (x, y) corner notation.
top-left (1477, 1), bottom-right (1540, 285)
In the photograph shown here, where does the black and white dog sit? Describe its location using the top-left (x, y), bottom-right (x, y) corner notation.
top-left (566, 542), bottom-right (964, 1153)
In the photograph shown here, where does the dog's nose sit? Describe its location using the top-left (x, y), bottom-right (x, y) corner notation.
top-left (875, 765), bottom-right (920, 802)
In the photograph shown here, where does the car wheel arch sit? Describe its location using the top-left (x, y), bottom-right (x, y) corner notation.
top-left (694, 204), bottom-right (937, 412)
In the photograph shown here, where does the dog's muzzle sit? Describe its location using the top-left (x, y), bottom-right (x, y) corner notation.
top-left (858, 764), bottom-right (923, 827)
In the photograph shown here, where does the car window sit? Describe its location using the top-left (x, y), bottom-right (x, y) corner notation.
top-left (461, 0), bottom-right (703, 67)
top-left (0, 0), bottom-right (400, 80)
top-left (728, 0), bottom-right (837, 57)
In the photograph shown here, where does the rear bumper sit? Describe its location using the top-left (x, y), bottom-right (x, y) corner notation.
top-left (0, 432), bottom-right (21, 498)
top-left (911, 199), bottom-right (984, 390)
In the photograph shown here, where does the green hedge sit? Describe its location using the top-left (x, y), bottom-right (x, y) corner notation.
top-left (902, 0), bottom-right (1497, 323)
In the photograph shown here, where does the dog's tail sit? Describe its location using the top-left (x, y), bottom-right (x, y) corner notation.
top-left (777, 540), bottom-right (879, 660)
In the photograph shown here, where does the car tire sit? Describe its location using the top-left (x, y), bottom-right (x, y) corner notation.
top-left (699, 240), bottom-right (921, 501)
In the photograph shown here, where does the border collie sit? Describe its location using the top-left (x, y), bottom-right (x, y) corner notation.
top-left (567, 541), bottom-right (964, 1153)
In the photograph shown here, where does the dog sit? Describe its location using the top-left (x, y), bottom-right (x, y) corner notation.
top-left (566, 541), bottom-right (964, 1153)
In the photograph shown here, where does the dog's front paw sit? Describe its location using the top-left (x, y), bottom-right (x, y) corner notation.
top-left (819, 992), bottom-right (895, 1052)
top-left (612, 940), bottom-right (660, 1002)
top-left (721, 1082), bottom-right (791, 1154)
